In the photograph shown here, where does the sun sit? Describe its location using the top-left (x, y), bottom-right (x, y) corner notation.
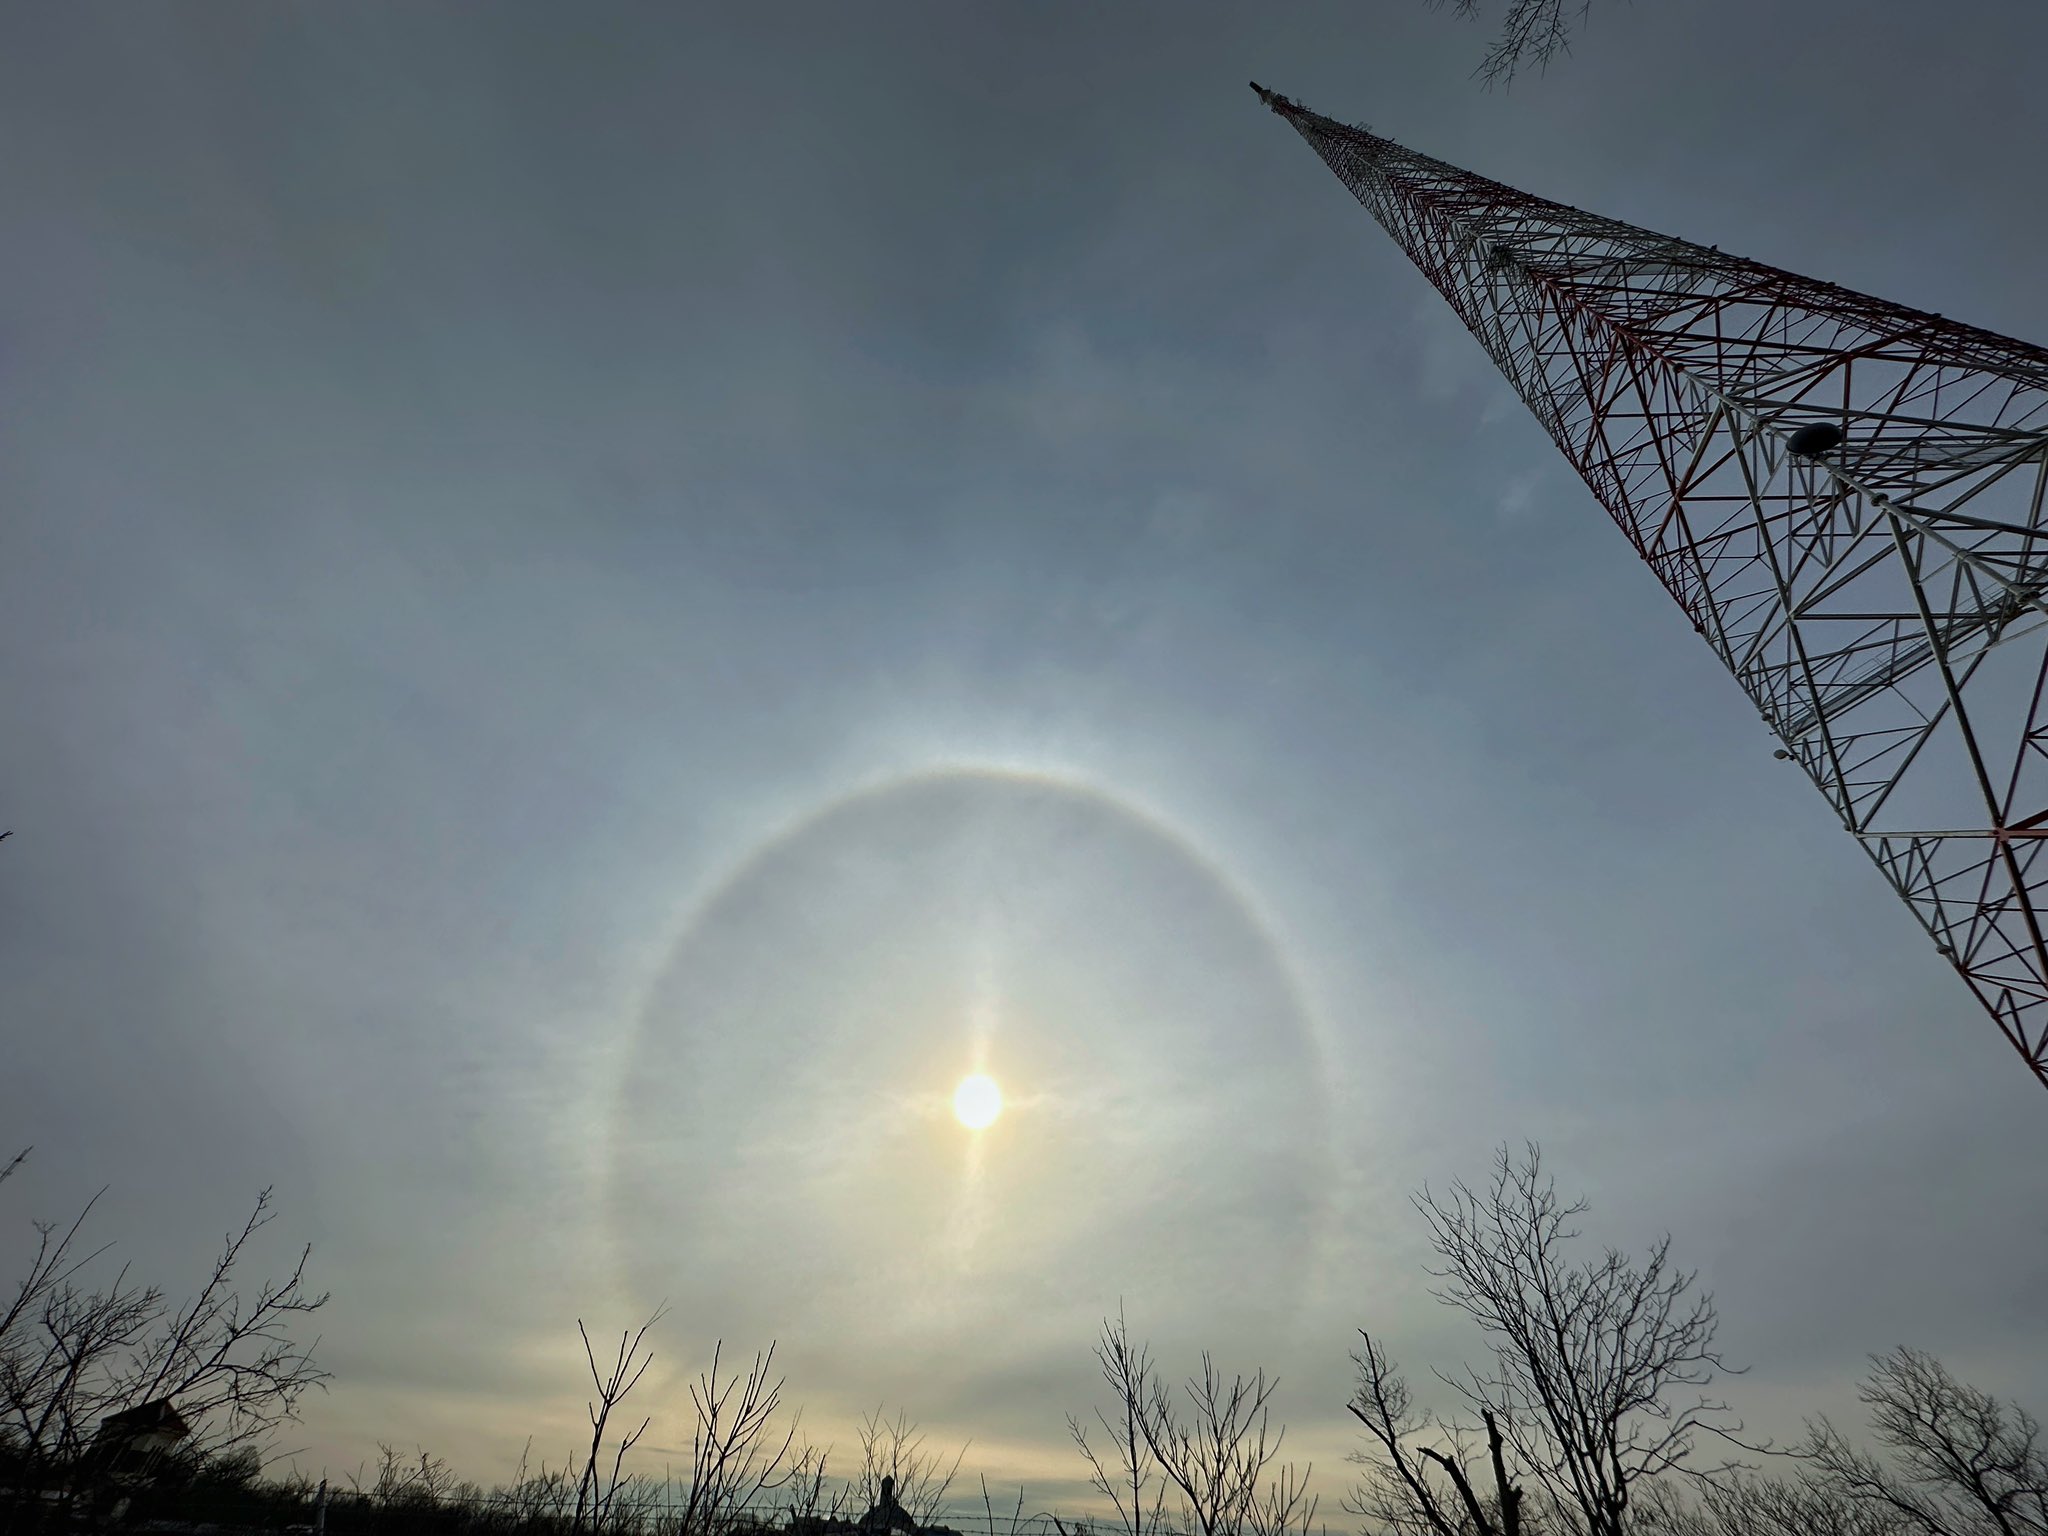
top-left (952, 1072), bottom-right (1003, 1130)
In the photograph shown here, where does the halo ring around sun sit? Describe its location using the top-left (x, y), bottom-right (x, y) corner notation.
top-left (606, 765), bottom-right (1338, 1358)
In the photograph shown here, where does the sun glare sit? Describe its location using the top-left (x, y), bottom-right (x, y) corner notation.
top-left (952, 1072), bottom-right (1003, 1130)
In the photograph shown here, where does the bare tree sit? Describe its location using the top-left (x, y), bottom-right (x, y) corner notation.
top-left (1073, 1314), bottom-right (1315, 1536)
top-left (856, 1405), bottom-right (968, 1527)
top-left (353, 1442), bottom-right (459, 1509)
top-left (1246, 1459), bottom-right (1319, 1536)
top-left (0, 1239), bottom-right (158, 1481)
top-left (1148, 1357), bottom-right (1311, 1536)
top-left (1069, 1312), bottom-right (1171, 1536)
top-left (116, 1189), bottom-right (328, 1448)
top-left (787, 1436), bottom-right (853, 1526)
top-left (670, 1340), bottom-right (805, 1536)
top-left (607, 1471), bottom-right (670, 1534)
top-left (500, 1437), bottom-right (579, 1528)
top-left (1346, 1331), bottom-right (1521, 1536)
top-left (0, 1165), bottom-right (326, 1518)
top-left (574, 1309), bottom-right (665, 1535)
top-left (195, 1442), bottom-right (265, 1488)
top-left (1349, 1145), bottom-right (1736, 1536)
top-left (1428, 0), bottom-right (1604, 86)
top-left (1633, 1472), bottom-right (1915, 1536)
top-left (1803, 1348), bottom-right (2047, 1536)
top-left (0, 1161), bottom-right (122, 1433)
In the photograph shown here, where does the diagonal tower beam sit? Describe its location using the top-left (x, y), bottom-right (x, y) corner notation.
top-left (1251, 83), bottom-right (2048, 1092)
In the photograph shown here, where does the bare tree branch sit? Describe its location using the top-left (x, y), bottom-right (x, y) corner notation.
top-left (1428, 0), bottom-right (1603, 87)
top-left (1070, 1310), bottom-right (1170, 1536)
top-left (1804, 1349), bottom-right (2047, 1536)
top-left (1347, 1331), bottom-right (1516, 1536)
top-left (1075, 1313), bottom-right (1312, 1536)
top-left (1347, 1145), bottom-right (1737, 1536)
top-left (1, 1168), bottom-right (325, 1517)
top-left (856, 1404), bottom-right (967, 1527)
top-left (672, 1338), bottom-right (805, 1536)
top-left (573, 1306), bottom-right (665, 1535)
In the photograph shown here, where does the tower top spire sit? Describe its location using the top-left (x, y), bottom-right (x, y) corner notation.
top-left (1247, 81), bottom-right (1298, 116)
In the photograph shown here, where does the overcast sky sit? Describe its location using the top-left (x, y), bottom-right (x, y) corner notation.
top-left (3, 0), bottom-right (2046, 1509)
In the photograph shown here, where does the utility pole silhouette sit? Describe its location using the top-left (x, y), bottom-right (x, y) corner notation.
top-left (1253, 83), bottom-right (2048, 1092)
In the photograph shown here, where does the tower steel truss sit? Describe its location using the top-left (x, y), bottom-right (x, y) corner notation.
top-left (1252, 83), bottom-right (2048, 1090)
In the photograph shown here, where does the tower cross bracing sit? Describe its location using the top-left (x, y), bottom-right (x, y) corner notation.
top-left (1252, 83), bottom-right (2048, 1090)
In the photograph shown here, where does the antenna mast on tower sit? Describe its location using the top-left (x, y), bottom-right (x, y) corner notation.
top-left (1251, 83), bottom-right (2048, 1091)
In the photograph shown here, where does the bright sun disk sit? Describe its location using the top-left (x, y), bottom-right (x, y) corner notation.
top-left (952, 1072), bottom-right (1002, 1130)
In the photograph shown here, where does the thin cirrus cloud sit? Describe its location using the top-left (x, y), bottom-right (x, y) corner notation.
top-left (1, 0), bottom-right (2045, 1501)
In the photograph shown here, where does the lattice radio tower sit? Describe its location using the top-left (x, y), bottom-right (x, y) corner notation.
top-left (1252, 84), bottom-right (2048, 1091)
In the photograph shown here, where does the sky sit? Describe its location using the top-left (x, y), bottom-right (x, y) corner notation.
top-left (3, 0), bottom-right (2047, 1513)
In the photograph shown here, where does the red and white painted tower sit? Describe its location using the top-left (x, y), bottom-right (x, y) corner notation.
top-left (1253, 84), bottom-right (2048, 1091)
